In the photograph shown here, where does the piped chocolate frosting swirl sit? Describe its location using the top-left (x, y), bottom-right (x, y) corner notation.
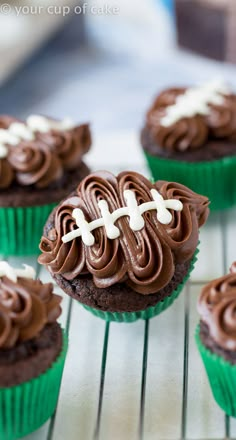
top-left (198, 262), bottom-right (236, 350)
top-left (39, 171), bottom-right (209, 295)
top-left (146, 80), bottom-right (236, 152)
top-left (0, 115), bottom-right (91, 189)
top-left (0, 263), bottom-right (61, 349)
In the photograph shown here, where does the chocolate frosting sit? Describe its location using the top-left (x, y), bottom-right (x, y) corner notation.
top-left (0, 115), bottom-right (18, 129)
top-left (231, 262), bottom-right (236, 273)
top-left (207, 95), bottom-right (236, 140)
top-left (148, 111), bottom-right (208, 152)
top-left (150, 88), bottom-right (186, 109)
top-left (0, 116), bottom-right (91, 189)
top-left (146, 87), bottom-right (236, 152)
top-left (8, 141), bottom-right (63, 188)
top-left (0, 158), bottom-right (14, 189)
top-left (39, 171), bottom-right (209, 295)
top-left (0, 276), bottom-right (61, 349)
top-left (36, 123), bottom-right (91, 170)
top-left (198, 262), bottom-right (236, 350)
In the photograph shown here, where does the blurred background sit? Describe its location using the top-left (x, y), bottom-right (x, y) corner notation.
top-left (1, 0), bottom-right (236, 138)
top-left (1, 5), bottom-right (236, 439)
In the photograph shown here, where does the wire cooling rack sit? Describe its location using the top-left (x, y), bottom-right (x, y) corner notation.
top-left (6, 132), bottom-right (236, 440)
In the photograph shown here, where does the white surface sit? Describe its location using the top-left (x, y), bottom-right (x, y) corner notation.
top-left (0, 0), bottom-right (79, 84)
top-left (5, 131), bottom-right (236, 440)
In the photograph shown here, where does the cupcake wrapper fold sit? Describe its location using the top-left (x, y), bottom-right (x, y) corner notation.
top-left (0, 330), bottom-right (68, 440)
top-left (144, 151), bottom-right (236, 211)
top-left (0, 203), bottom-right (57, 256)
top-left (195, 325), bottom-right (236, 417)
top-left (82, 248), bottom-right (198, 323)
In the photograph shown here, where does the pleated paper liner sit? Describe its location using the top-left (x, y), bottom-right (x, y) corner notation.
top-left (144, 151), bottom-right (236, 211)
top-left (81, 248), bottom-right (198, 323)
top-left (196, 325), bottom-right (236, 417)
top-left (0, 330), bottom-right (68, 440)
top-left (0, 202), bottom-right (57, 256)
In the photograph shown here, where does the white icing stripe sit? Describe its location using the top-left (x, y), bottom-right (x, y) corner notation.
top-left (98, 199), bottom-right (121, 239)
top-left (26, 115), bottom-right (74, 133)
top-left (124, 190), bottom-right (145, 231)
top-left (10, 122), bottom-right (35, 141)
top-left (62, 189), bottom-right (183, 246)
top-left (0, 262), bottom-right (36, 283)
top-left (160, 79), bottom-right (230, 127)
top-left (0, 129), bottom-right (19, 145)
top-left (0, 144), bottom-right (8, 159)
top-left (0, 115), bottom-right (74, 158)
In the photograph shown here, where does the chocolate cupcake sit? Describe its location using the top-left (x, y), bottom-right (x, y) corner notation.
top-left (39, 171), bottom-right (209, 322)
top-left (0, 261), bottom-right (68, 439)
top-left (141, 80), bottom-right (236, 210)
top-left (0, 114), bottom-right (91, 255)
top-left (196, 262), bottom-right (236, 416)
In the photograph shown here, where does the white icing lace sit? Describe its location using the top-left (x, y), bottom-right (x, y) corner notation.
top-left (62, 189), bottom-right (183, 246)
top-left (161, 79), bottom-right (230, 127)
top-left (0, 262), bottom-right (36, 283)
top-left (0, 115), bottom-right (74, 158)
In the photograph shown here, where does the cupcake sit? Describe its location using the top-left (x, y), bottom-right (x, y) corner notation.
top-left (0, 260), bottom-right (68, 439)
top-left (141, 79), bottom-right (236, 210)
top-left (196, 262), bottom-right (236, 416)
top-left (38, 171), bottom-right (209, 323)
top-left (0, 114), bottom-right (91, 255)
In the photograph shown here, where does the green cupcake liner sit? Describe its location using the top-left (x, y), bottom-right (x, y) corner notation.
top-left (0, 330), bottom-right (68, 440)
top-left (82, 248), bottom-right (199, 323)
top-left (0, 203), bottom-right (57, 256)
top-left (144, 151), bottom-right (236, 211)
top-left (196, 324), bottom-right (236, 417)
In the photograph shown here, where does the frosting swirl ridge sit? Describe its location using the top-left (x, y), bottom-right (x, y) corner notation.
top-left (148, 111), bottom-right (208, 152)
top-left (146, 87), bottom-right (209, 151)
top-left (207, 95), bottom-right (236, 139)
top-left (198, 264), bottom-right (236, 350)
top-left (0, 276), bottom-right (61, 349)
top-left (145, 82), bottom-right (236, 151)
top-left (36, 123), bottom-right (91, 170)
top-left (39, 171), bottom-right (209, 295)
top-left (8, 141), bottom-right (63, 188)
top-left (0, 115), bottom-right (91, 189)
top-left (0, 158), bottom-right (14, 189)
top-left (149, 88), bottom-right (186, 109)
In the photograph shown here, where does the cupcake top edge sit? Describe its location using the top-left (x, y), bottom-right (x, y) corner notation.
top-left (198, 262), bottom-right (236, 350)
top-left (39, 170), bottom-right (209, 295)
top-left (0, 261), bottom-right (62, 349)
top-left (146, 79), bottom-right (236, 152)
top-left (0, 114), bottom-right (91, 189)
